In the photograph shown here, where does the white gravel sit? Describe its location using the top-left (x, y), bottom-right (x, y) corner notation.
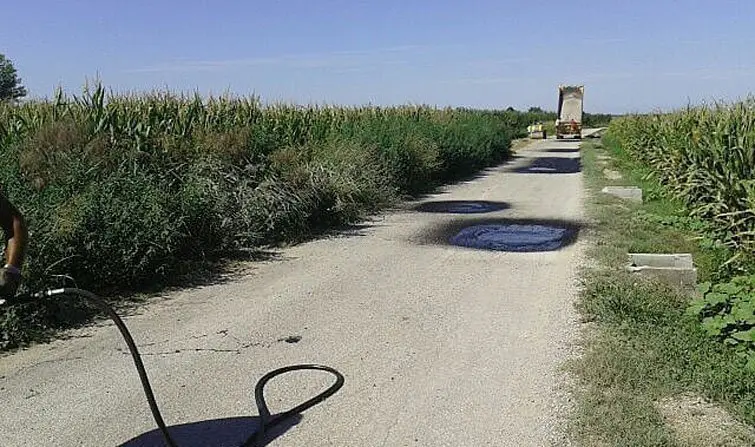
top-left (0, 136), bottom-right (589, 447)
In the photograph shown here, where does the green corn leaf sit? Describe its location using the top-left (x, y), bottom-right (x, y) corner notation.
top-left (732, 328), bottom-right (755, 343)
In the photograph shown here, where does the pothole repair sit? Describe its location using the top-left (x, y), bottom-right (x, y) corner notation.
top-left (449, 223), bottom-right (571, 252)
top-left (412, 218), bottom-right (582, 252)
top-left (512, 157), bottom-right (582, 174)
top-left (413, 200), bottom-right (510, 214)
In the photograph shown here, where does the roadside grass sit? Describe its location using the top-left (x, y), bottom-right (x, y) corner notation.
top-left (566, 139), bottom-right (755, 446)
top-left (510, 136), bottom-right (532, 152)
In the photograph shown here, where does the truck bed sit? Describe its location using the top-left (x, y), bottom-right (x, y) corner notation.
top-left (556, 85), bottom-right (584, 138)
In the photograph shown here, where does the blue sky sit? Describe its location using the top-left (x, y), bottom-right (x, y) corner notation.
top-left (2, 0), bottom-right (754, 113)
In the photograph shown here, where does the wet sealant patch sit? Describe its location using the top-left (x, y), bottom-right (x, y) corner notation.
top-left (412, 200), bottom-right (510, 214)
top-left (542, 147), bottom-right (581, 154)
top-left (449, 223), bottom-right (569, 252)
top-left (413, 218), bottom-right (582, 252)
top-left (512, 157), bottom-right (581, 174)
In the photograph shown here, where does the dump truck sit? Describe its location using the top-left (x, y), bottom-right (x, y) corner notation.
top-left (555, 85), bottom-right (584, 139)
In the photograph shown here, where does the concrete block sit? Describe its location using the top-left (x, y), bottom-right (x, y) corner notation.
top-left (603, 169), bottom-right (623, 180)
top-left (629, 253), bottom-right (694, 268)
top-left (585, 128), bottom-right (607, 138)
top-left (601, 186), bottom-right (642, 202)
top-left (626, 253), bottom-right (698, 293)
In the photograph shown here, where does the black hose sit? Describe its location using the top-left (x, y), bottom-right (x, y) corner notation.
top-left (20, 288), bottom-right (345, 447)
top-left (247, 363), bottom-right (344, 446)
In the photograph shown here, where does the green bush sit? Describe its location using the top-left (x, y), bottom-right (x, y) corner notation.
top-left (0, 83), bottom-right (537, 349)
top-left (688, 276), bottom-right (755, 368)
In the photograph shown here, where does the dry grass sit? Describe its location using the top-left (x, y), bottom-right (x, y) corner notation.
top-left (656, 393), bottom-right (755, 447)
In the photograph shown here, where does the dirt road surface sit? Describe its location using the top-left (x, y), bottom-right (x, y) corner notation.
top-left (0, 135), bottom-right (589, 447)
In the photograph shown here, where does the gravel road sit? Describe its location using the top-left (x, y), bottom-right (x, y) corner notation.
top-left (0, 134), bottom-right (589, 447)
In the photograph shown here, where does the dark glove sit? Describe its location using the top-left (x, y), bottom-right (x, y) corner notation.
top-left (0, 265), bottom-right (21, 299)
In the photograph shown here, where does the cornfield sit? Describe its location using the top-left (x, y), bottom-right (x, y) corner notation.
top-left (606, 98), bottom-right (755, 257)
top-left (0, 83), bottom-right (550, 348)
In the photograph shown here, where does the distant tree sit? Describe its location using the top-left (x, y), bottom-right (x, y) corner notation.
top-left (528, 106), bottom-right (544, 113)
top-left (506, 106), bottom-right (516, 112)
top-left (0, 54), bottom-right (28, 102)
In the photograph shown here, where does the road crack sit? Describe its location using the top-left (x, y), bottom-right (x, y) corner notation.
top-left (119, 342), bottom-right (269, 356)
top-left (116, 329), bottom-right (304, 357)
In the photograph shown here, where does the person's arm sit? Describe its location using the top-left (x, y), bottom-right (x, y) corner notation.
top-left (0, 193), bottom-right (26, 269)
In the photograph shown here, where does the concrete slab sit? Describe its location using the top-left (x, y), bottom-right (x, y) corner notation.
top-left (601, 186), bottom-right (642, 202)
top-left (603, 169), bottom-right (623, 180)
top-left (584, 128), bottom-right (607, 138)
top-left (627, 253), bottom-right (698, 293)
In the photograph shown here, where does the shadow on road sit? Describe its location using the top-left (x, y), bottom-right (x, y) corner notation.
top-left (412, 200), bottom-right (511, 214)
top-left (119, 414), bottom-right (301, 447)
top-left (540, 148), bottom-right (580, 154)
top-left (407, 155), bottom-right (527, 204)
top-left (317, 221), bottom-right (382, 239)
top-left (118, 362), bottom-right (344, 447)
top-left (510, 157), bottom-right (581, 174)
